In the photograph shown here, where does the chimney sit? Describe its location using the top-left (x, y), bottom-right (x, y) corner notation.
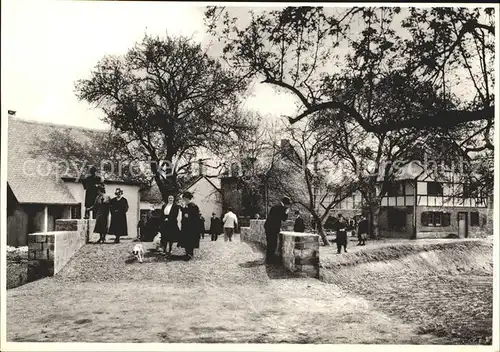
top-left (198, 159), bottom-right (204, 176)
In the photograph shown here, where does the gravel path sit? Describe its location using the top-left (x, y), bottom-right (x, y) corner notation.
top-left (7, 235), bottom-right (449, 344)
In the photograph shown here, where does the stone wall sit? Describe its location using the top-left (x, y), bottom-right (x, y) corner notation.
top-left (241, 220), bottom-right (320, 278)
top-left (280, 231), bottom-right (320, 278)
top-left (245, 220), bottom-right (267, 247)
top-left (27, 219), bottom-right (92, 282)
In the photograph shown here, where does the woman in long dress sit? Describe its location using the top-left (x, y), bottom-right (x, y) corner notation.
top-left (109, 188), bottom-right (129, 244)
top-left (91, 184), bottom-right (111, 244)
top-left (180, 191), bottom-right (201, 260)
top-left (160, 195), bottom-right (182, 256)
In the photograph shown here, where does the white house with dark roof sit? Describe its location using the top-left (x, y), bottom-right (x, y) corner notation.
top-left (139, 175), bottom-right (223, 232)
top-left (7, 116), bottom-right (142, 246)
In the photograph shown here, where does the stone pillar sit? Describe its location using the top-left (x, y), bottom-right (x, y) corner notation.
top-left (280, 231), bottom-right (320, 278)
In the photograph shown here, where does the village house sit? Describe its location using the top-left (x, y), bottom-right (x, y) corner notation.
top-left (139, 173), bottom-right (224, 232)
top-left (327, 162), bottom-right (492, 239)
top-left (7, 116), bottom-right (142, 246)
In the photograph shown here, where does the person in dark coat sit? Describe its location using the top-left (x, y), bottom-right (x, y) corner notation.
top-left (357, 215), bottom-right (368, 246)
top-left (334, 214), bottom-right (348, 254)
top-left (180, 191), bottom-right (201, 260)
top-left (209, 213), bottom-right (222, 241)
top-left (91, 183), bottom-right (110, 243)
top-left (109, 188), bottom-right (129, 243)
top-left (293, 210), bottom-right (305, 232)
top-left (199, 214), bottom-right (206, 240)
top-left (264, 196), bottom-right (291, 263)
top-left (135, 212), bottom-right (149, 242)
top-left (160, 195), bottom-right (182, 255)
top-left (82, 167), bottom-right (102, 219)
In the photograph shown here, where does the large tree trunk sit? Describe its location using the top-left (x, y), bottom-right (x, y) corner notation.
top-left (370, 204), bottom-right (381, 240)
top-left (151, 160), bottom-right (179, 202)
top-left (315, 216), bottom-right (331, 246)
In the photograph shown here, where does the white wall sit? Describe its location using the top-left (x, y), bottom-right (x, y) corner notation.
top-left (187, 177), bottom-right (222, 231)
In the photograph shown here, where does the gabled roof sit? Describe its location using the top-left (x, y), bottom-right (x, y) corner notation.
top-left (7, 117), bottom-right (141, 204)
top-left (8, 117), bottom-right (82, 204)
top-left (186, 175), bottom-right (223, 194)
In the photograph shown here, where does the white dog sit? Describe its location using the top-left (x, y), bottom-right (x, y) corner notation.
top-left (132, 243), bottom-right (145, 263)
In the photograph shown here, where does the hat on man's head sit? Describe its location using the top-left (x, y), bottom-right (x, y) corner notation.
top-left (281, 196), bottom-right (291, 206)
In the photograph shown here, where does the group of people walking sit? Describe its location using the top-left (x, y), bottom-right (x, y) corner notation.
top-left (149, 191), bottom-right (202, 260)
top-left (82, 167), bottom-right (370, 262)
top-left (82, 167), bottom-right (129, 244)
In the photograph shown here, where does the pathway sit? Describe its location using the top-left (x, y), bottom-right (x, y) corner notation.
top-left (7, 235), bottom-right (448, 343)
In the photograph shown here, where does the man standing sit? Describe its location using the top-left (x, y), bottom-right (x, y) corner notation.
top-left (199, 213), bottom-right (206, 240)
top-left (180, 191), bottom-right (201, 260)
top-left (209, 213), bottom-right (222, 241)
top-left (334, 214), bottom-right (348, 254)
top-left (109, 188), bottom-right (129, 243)
top-left (293, 210), bottom-right (305, 232)
top-left (82, 166), bottom-right (102, 219)
top-left (222, 207), bottom-right (238, 242)
top-left (264, 197), bottom-right (291, 263)
top-left (357, 215), bottom-right (368, 246)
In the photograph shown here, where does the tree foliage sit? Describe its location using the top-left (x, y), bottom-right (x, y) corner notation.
top-left (75, 34), bottom-right (254, 199)
top-left (205, 6), bottom-right (495, 148)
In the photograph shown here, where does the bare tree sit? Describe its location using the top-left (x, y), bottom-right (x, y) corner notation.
top-left (205, 6), bottom-right (495, 147)
top-left (269, 120), bottom-right (358, 245)
top-left (75, 34), bottom-right (253, 200)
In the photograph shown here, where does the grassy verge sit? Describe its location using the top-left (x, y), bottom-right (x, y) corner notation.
top-left (7, 251), bottom-right (28, 289)
top-left (320, 239), bottom-right (493, 345)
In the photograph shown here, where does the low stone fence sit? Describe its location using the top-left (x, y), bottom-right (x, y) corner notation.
top-left (27, 219), bottom-right (95, 282)
top-left (241, 219), bottom-right (320, 278)
top-left (280, 232), bottom-right (320, 278)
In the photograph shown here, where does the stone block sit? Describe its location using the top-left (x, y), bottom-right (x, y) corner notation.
top-left (295, 256), bottom-right (319, 265)
top-left (36, 249), bottom-right (48, 260)
top-left (294, 242), bottom-right (318, 250)
top-left (34, 234), bottom-right (47, 243)
top-left (301, 249), bottom-right (318, 258)
top-left (55, 219), bottom-right (78, 231)
top-left (295, 264), bottom-right (319, 278)
top-left (30, 243), bottom-right (42, 251)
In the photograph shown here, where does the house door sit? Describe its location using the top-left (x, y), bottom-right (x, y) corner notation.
top-left (458, 212), bottom-right (468, 238)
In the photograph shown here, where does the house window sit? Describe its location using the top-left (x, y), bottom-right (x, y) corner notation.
top-left (427, 182), bottom-right (443, 196)
top-left (421, 211), bottom-right (450, 227)
top-left (71, 205), bottom-right (81, 219)
top-left (470, 212), bottom-right (480, 227)
top-left (387, 182), bottom-right (405, 197)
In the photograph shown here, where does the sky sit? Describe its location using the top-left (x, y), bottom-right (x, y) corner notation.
top-left (2, 0), bottom-right (300, 130)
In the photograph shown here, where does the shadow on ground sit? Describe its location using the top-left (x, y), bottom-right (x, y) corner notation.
top-left (125, 249), bottom-right (187, 264)
top-left (238, 242), bottom-right (296, 280)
